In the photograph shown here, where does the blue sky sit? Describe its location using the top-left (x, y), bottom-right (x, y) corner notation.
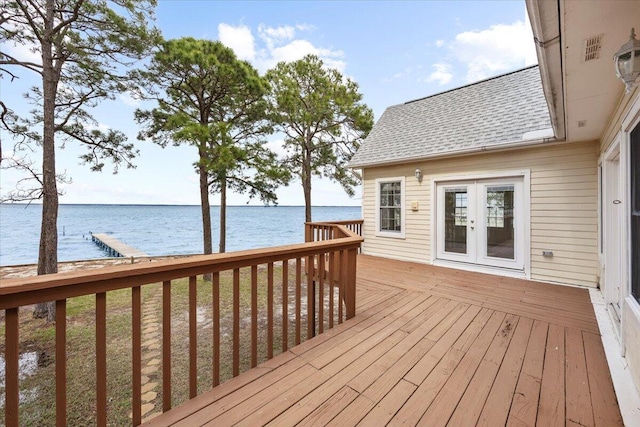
top-left (1, 0), bottom-right (536, 206)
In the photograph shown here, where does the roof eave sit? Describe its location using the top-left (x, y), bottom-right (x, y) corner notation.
top-left (526, 0), bottom-right (566, 140)
top-left (348, 136), bottom-right (561, 169)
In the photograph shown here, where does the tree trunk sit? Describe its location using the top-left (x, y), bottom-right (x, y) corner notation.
top-left (34, 0), bottom-right (58, 322)
top-left (199, 157), bottom-right (212, 255)
top-left (219, 177), bottom-right (226, 253)
top-left (303, 142), bottom-right (312, 223)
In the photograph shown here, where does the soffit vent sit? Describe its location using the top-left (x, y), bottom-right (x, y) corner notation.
top-left (583, 34), bottom-right (603, 62)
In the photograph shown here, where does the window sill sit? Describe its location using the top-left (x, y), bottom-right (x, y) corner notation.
top-left (375, 231), bottom-right (406, 239)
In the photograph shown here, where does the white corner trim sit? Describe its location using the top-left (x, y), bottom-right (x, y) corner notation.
top-left (589, 288), bottom-right (640, 427)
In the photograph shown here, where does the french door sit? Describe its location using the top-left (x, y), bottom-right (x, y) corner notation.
top-left (436, 177), bottom-right (524, 270)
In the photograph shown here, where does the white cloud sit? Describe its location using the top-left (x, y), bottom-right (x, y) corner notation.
top-left (435, 39), bottom-right (445, 48)
top-left (450, 20), bottom-right (537, 82)
top-left (268, 39), bottom-right (345, 72)
top-left (258, 24), bottom-right (297, 48)
top-left (264, 138), bottom-right (288, 158)
top-left (86, 122), bottom-right (110, 133)
top-left (424, 63), bottom-right (453, 85)
top-left (119, 91), bottom-right (141, 107)
top-left (2, 22), bottom-right (42, 66)
top-left (217, 23), bottom-right (345, 73)
top-left (218, 23), bottom-right (256, 61)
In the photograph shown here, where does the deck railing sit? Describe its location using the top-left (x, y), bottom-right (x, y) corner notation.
top-left (0, 221), bottom-right (363, 427)
top-left (305, 219), bottom-right (363, 242)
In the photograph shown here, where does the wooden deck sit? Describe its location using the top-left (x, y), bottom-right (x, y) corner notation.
top-left (144, 255), bottom-right (622, 426)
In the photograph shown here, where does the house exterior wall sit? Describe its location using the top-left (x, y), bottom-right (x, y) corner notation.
top-left (361, 139), bottom-right (599, 287)
top-left (599, 87), bottom-right (640, 394)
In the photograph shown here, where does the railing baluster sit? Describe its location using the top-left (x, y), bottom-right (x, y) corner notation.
top-left (318, 254), bottom-right (325, 334)
top-left (267, 262), bottom-right (274, 359)
top-left (162, 280), bottom-right (171, 412)
top-left (346, 248), bottom-right (358, 319)
top-left (295, 257), bottom-right (301, 345)
top-left (282, 259), bottom-right (289, 352)
top-left (96, 293), bottom-right (107, 426)
top-left (233, 268), bottom-right (240, 377)
top-left (5, 307), bottom-right (19, 427)
top-left (56, 299), bottom-right (67, 427)
top-left (132, 286), bottom-right (142, 426)
top-left (329, 252), bottom-right (335, 329)
top-left (212, 272), bottom-right (220, 387)
top-left (339, 250), bottom-right (344, 323)
top-left (307, 255), bottom-right (315, 338)
top-left (0, 220), bottom-right (363, 425)
top-left (251, 265), bottom-right (258, 368)
top-left (189, 276), bottom-right (197, 398)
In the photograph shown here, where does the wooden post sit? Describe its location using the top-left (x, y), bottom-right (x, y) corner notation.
top-left (56, 299), bottom-right (67, 427)
top-left (304, 223), bottom-right (312, 243)
top-left (5, 308), bottom-right (19, 427)
top-left (346, 248), bottom-right (358, 319)
top-left (132, 287), bottom-right (142, 426)
top-left (307, 255), bottom-right (315, 338)
top-left (96, 293), bottom-right (107, 426)
top-left (162, 281), bottom-right (171, 412)
top-left (189, 276), bottom-right (197, 398)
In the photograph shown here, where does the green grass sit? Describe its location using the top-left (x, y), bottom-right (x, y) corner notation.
top-left (0, 262), bottom-right (329, 426)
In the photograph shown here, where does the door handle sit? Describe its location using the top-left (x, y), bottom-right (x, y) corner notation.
top-left (613, 200), bottom-right (621, 205)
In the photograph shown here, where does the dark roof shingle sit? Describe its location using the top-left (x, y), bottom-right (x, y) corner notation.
top-left (349, 65), bottom-right (552, 168)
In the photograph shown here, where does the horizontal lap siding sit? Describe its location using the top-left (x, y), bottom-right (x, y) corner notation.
top-left (361, 140), bottom-right (599, 287)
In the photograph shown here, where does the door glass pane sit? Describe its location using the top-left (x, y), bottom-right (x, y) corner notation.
top-left (445, 188), bottom-right (467, 254)
top-left (486, 185), bottom-right (514, 259)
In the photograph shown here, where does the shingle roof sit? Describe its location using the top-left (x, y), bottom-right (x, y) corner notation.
top-left (349, 65), bottom-right (552, 168)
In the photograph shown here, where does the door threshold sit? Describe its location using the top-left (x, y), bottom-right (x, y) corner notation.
top-left (432, 259), bottom-right (527, 279)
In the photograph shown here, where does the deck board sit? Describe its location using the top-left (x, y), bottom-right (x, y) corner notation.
top-left (144, 255), bottom-right (622, 427)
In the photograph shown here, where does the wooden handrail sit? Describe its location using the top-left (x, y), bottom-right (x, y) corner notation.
top-left (1, 222), bottom-right (363, 427)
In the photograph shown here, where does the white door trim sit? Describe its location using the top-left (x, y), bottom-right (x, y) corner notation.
top-left (602, 137), bottom-right (623, 327)
top-left (430, 169), bottom-right (531, 278)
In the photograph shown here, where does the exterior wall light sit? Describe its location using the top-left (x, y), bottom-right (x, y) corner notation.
top-left (414, 168), bottom-right (423, 182)
top-left (614, 28), bottom-right (640, 93)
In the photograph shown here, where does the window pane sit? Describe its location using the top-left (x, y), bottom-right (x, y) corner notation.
top-left (486, 185), bottom-right (514, 259)
top-left (445, 188), bottom-right (467, 253)
top-left (379, 181), bottom-right (402, 232)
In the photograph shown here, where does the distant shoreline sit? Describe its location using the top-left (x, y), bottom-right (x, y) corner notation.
top-left (1, 203), bottom-right (361, 207)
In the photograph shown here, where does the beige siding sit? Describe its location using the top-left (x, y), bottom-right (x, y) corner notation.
top-left (362, 140), bottom-right (599, 287)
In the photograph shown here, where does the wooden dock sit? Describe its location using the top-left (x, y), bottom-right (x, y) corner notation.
top-left (91, 233), bottom-right (148, 258)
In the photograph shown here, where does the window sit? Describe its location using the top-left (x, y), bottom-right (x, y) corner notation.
top-left (376, 177), bottom-right (405, 238)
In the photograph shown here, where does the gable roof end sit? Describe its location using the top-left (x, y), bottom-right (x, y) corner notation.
top-left (349, 66), bottom-right (554, 169)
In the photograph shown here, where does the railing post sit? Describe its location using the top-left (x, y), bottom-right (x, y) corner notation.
top-left (345, 248), bottom-right (358, 319)
top-left (304, 222), bottom-right (312, 243)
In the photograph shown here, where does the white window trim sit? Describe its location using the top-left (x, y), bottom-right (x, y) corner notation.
top-left (375, 176), bottom-right (406, 239)
top-left (621, 94), bottom-right (640, 352)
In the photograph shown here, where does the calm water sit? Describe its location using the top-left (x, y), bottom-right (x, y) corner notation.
top-left (0, 204), bottom-right (361, 266)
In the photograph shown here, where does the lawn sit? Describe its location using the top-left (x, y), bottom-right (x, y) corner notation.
top-left (0, 261), bottom-right (336, 426)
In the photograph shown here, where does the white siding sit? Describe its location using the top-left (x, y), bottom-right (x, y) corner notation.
top-left (362, 140), bottom-right (599, 287)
